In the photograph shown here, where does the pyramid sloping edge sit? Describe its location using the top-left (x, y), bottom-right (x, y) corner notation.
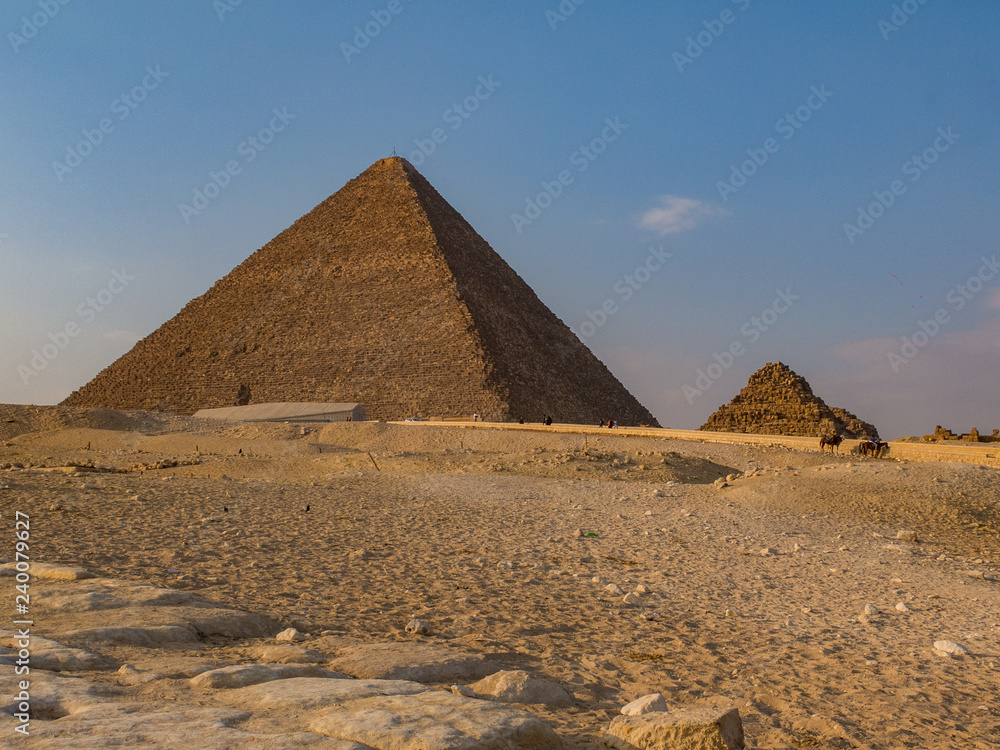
top-left (62, 158), bottom-right (659, 426)
top-left (397, 159), bottom-right (658, 426)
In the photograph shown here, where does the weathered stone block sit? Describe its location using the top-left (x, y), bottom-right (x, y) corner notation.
top-left (604, 705), bottom-right (744, 750)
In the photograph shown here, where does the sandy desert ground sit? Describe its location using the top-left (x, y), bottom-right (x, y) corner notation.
top-left (1, 404), bottom-right (998, 748)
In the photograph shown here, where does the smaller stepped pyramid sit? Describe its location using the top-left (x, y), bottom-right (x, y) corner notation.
top-left (700, 362), bottom-right (878, 439)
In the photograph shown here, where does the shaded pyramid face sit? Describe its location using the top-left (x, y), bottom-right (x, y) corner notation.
top-left (63, 157), bottom-right (659, 426)
top-left (700, 362), bottom-right (878, 438)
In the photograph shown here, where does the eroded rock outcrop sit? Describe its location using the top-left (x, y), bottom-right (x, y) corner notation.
top-left (0, 565), bottom-right (564, 749)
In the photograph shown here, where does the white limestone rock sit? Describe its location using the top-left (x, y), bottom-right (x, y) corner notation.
top-left (64, 624), bottom-right (201, 647)
top-left (217, 677), bottom-right (429, 711)
top-left (620, 693), bottom-right (668, 716)
top-left (31, 579), bottom-right (280, 645)
top-left (933, 640), bottom-right (969, 656)
top-left (405, 618), bottom-right (432, 635)
top-left (0, 631), bottom-right (108, 672)
top-left (469, 669), bottom-right (573, 706)
top-left (276, 627), bottom-right (305, 643)
top-left (329, 642), bottom-right (503, 683)
top-left (605, 705), bottom-right (744, 750)
top-left (248, 644), bottom-right (326, 664)
top-left (190, 663), bottom-right (344, 689)
top-left (0, 562), bottom-right (95, 581)
top-left (308, 689), bottom-right (562, 749)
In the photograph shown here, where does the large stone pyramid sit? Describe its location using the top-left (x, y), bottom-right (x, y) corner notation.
top-left (700, 362), bottom-right (878, 438)
top-left (63, 157), bottom-right (658, 426)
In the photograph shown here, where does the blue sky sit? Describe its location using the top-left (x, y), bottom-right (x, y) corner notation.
top-left (2, 1), bottom-right (998, 439)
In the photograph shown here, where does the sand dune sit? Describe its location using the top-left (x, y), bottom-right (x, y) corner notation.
top-left (1, 406), bottom-right (998, 748)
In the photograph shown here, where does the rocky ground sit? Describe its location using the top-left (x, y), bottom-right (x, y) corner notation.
top-left (1, 405), bottom-right (998, 748)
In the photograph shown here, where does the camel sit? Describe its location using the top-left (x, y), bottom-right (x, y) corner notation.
top-left (819, 434), bottom-right (843, 453)
top-left (858, 440), bottom-right (890, 458)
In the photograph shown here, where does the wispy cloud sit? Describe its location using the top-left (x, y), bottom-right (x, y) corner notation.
top-left (638, 195), bottom-right (725, 236)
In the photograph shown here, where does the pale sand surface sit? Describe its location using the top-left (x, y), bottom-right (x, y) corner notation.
top-left (1, 404), bottom-right (999, 748)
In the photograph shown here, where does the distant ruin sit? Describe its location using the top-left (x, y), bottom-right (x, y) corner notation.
top-left (922, 426), bottom-right (1000, 443)
top-left (700, 362), bottom-right (879, 439)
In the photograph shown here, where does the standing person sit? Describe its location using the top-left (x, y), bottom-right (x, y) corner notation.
top-left (473, 412), bottom-right (479, 422)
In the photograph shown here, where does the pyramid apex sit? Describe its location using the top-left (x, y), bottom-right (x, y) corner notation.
top-left (352, 156), bottom-right (429, 193)
top-left (365, 155), bottom-right (419, 175)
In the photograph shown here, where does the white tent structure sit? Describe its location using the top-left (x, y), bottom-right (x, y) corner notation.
top-left (193, 402), bottom-right (365, 423)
